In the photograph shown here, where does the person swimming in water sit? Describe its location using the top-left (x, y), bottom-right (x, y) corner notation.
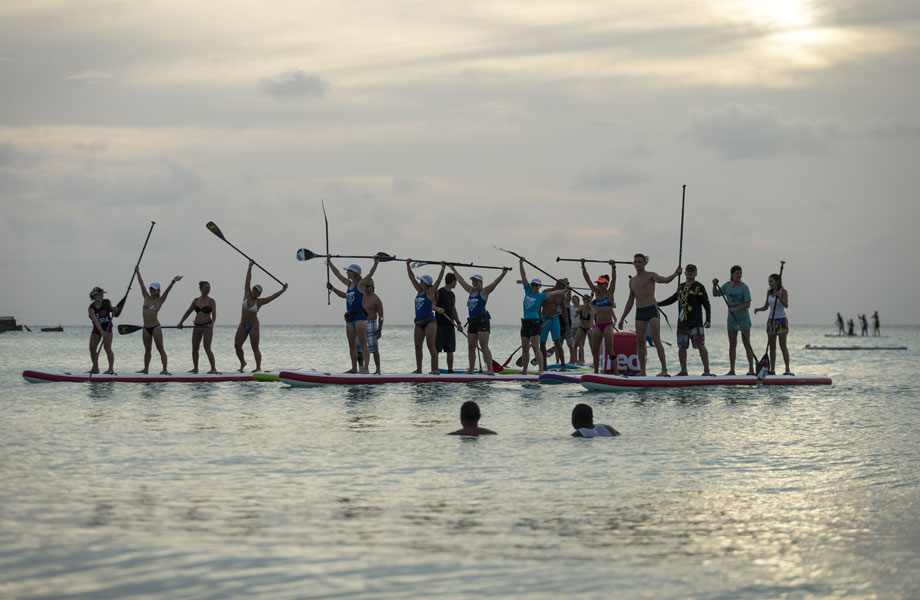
top-left (448, 400), bottom-right (496, 436)
top-left (235, 260), bottom-right (288, 372)
top-left (135, 267), bottom-right (182, 375)
top-left (570, 403), bottom-right (619, 437)
top-left (177, 281), bottom-right (218, 374)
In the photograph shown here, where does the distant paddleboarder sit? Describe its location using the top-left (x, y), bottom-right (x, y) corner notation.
top-left (177, 281), bottom-right (218, 374)
top-left (873, 311), bottom-right (880, 336)
top-left (753, 273), bottom-right (792, 375)
top-left (618, 254), bottom-right (681, 377)
top-left (835, 312), bottom-right (845, 336)
top-left (859, 314), bottom-right (869, 337)
top-left (328, 257), bottom-right (379, 374)
top-left (88, 286), bottom-right (118, 374)
top-left (712, 265), bottom-right (756, 375)
top-left (406, 260), bottom-right (447, 374)
top-left (235, 260), bottom-right (287, 372)
top-left (449, 265), bottom-right (510, 375)
top-left (135, 267), bottom-right (182, 375)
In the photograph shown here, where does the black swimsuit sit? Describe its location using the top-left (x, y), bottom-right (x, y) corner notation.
top-left (89, 300), bottom-right (114, 334)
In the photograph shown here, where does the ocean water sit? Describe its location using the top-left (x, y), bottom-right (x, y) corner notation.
top-left (1, 325), bottom-right (919, 599)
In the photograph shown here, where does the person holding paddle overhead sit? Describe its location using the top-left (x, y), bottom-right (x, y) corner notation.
top-left (236, 260), bottom-right (288, 372)
top-left (328, 257), bottom-right (380, 374)
top-left (618, 254), bottom-right (681, 377)
top-left (177, 281), bottom-right (218, 374)
top-left (134, 267), bottom-right (182, 375)
top-left (581, 259), bottom-right (620, 375)
top-left (407, 260), bottom-right (446, 374)
top-left (518, 257), bottom-right (566, 375)
top-left (88, 287), bottom-right (117, 374)
top-left (753, 273), bottom-right (792, 375)
top-left (449, 264), bottom-right (511, 375)
top-left (712, 265), bottom-right (756, 375)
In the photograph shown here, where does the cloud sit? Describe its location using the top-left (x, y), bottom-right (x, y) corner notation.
top-left (65, 70), bottom-right (113, 82)
top-left (574, 166), bottom-right (647, 190)
top-left (0, 140), bottom-right (20, 166)
top-left (681, 103), bottom-right (827, 159)
top-left (258, 70), bottom-right (329, 101)
top-left (392, 177), bottom-right (423, 194)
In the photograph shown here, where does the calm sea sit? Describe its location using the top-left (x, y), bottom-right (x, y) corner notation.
top-left (1, 325), bottom-right (918, 599)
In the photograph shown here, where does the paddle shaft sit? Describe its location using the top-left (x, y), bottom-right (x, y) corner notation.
top-left (495, 246), bottom-right (560, 282)
top-left (556, 257), bottom-right (631, 265)
top-left (323, 201), bottom-right (331, 306)
top-left (678, 184), bottom-right (686, 288)
top-left (413, 260), bottom-right (506, 270)
top-left (758, 261), bottom-right (786, 378)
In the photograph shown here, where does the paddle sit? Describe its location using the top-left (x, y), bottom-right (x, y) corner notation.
top-left (556, 257), bottom-right (631, 265)
top-left (410, 260), bottom-right (506, 270)
top-left (206, 221), bottom-right (284, 286)
top-left (118, 324), bottom-right (186, 335)
top-left (515, 280), bottom-right (591, 292)
top-left (757, 260), bottom-right (786, 381)
top-left (493, 245), bottom-right (561, 282)
top-left (296, 249), bottom-right (398, 262)
top-left (115, 221), bottom-right (156, 316)
top-left (677, 184), bottom-right (686, 288)
top-left (323, 200), bottom-right (331, 306)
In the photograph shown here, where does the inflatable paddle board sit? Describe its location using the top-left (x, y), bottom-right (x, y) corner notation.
top-left (580, 373), bottom-right (832, 392)
top-left (805, 344), bottom-right (906, 351)
top-left (22, 369), bottom-right (279, 383)
top-left (278, 369), bottom-right (538, 387)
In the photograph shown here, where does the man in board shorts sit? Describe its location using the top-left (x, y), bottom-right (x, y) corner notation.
top-left (435, 273), bottom-right (463, 373)
top-left (658, 264), bottom-right (712, 376)
top-left (618, 254), bottom-right (681, 376)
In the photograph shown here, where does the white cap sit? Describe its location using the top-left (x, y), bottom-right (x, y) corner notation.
top-left (418, 274), bottom-right (434, 286)
top-left (471, 274), bottom-right (484, 282)
top-left (253, 284), bottom-right (263, 294)
top-left (346, 264), bottom-right (362, 274)
top-left (530, 278), bottom-right (542, 286)
top-left (150, 282), bottom-right (161, 290)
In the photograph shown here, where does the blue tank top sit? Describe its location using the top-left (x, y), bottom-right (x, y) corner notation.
top-left (523, 289), bottom-right (547, 320)
top-left (596, 296), bottom-right (613, 308)
top-left (346, 285), bottom-right (364, 314)
top-left (467, 291), bottom-right (487, 317)
top-left (415, 291), bottom-right (434, 322)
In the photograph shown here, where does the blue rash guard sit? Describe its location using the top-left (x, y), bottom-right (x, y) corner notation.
top-left (415, 291), bottom-right (435, 326)
top-left (467, 290), bottom-right (487, 318)
top-left (522, 287), bottom-right (547, 320)
top-left (346, 285), bottom-right (366, 322)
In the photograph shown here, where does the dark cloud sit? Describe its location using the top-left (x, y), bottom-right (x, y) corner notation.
top-left (681, 104), bottom-right (827, 159)
top-left (258, 70), bottom-right (329, 101)
top-left (574, 166), bottom-right (647, 190)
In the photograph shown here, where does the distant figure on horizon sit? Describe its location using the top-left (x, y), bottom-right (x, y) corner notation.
top-left (859, 314), bottom-right (869, 337)
top-left (836, 312), bottom-right (845, 335)
top-left (847, 318), bottom-right (855, 336)
top-left (873, 311), bottom-right (880, 336)
top-left (571, 403), bottom-right (620, 437)
top-left (448, 401), bottom-right (496, 436)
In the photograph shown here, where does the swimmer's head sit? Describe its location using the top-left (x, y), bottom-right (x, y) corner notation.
top-left (571, 403), bottom-right (594, 429)
top-left (460, 400), bottom-right (481, 426)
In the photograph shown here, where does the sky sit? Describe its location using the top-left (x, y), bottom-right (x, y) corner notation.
top-left (1, 0), bottom-right (918, 327)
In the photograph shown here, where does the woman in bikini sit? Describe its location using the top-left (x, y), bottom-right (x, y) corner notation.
top-left (407, 260), bottom-right (446, 374)
top-left (581, 259), bottom-right (619, 374)
top-left (88, 286), bottom-right (117, 374)
top-left (177, 281), bottom-right (218, 373)
top-left (573, 294), bottom-right (594, 366)
top-left (235, 260), bottom-right (288, 372)
top-left (135, 267), bottom-right (182, 374)
top-left (328, 257), bottom-right (380, 374)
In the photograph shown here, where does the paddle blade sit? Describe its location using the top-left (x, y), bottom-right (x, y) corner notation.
top-left (297, 248), bottom-right (318, 261)
top-left (205, 221), bottom-right (225, 240)
top-left (491, 359), bottom-right (504, 373)
top-left (117, 324), bottom-right (143, 335)
top-left (375, 252), bottom-right (397, 262)
top-left (515, 357), bottom-right (524, 367)
top-left (756, 355), bottom-right (770, 381)
top-left (115, 296), bottom-right (127, 317)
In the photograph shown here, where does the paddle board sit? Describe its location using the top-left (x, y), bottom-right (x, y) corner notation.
top-left (580, 373), bottom-right (832, 392)
top-left (278, 369), bottom-right (539, 387)
top-left (22, 369), bottom-right (279, 383)
top-left (538, 372), bottom-right (581, 384)
top-left (805, 345), bottom-right (906, 351)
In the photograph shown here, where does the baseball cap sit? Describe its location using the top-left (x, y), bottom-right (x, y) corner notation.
top-left (418, 274), bottom-right (434, 286)
top-left (253, 284), bottom-right (263, 294)
top-left (345, 264), bottom-right (362, 274)
top-left (150, 282), bottom-right (161, 290)
top-left (471, 274), bottom-right (484, 282)
top-left (89, 286), bottom-right (105, 298)
top-left (530, 278), bottom-right (542, 286)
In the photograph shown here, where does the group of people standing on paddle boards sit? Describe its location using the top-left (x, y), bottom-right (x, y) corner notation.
top-left (87, 260), bottom-right (287, 374)
top-left (323, 253), bottom-right (793, 378)
top-left (835, 311), bottom-right (880, 337)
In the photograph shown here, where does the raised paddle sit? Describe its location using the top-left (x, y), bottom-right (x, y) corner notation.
top-left (410, 260), bottom-right (507, 270)
top-left (296, 249), bottom-right (398, 262)
top-left (207, 222), bottom-right (285, 286)
top-left (677, 184), bottom-right (686, 288)
top-left (322, 200), bottom-right (331, 306)
top-left (493, 245), bottom-right (561, 282)
top-left (757, 260), bottom-right (786, 381)
top-left (118, 324), bottom-right (186, 335)
top-left (515, 280), bottom-right (591, 292)
top-left (556, 257), bottom-right (632, 265)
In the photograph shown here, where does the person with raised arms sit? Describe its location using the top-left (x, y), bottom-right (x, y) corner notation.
top-left (712, 265), bottom-right (756, 375)
top-left (573, 294), bottom-right (594, 366)
top-left (540, 279), bottom-right (571, 372)
top-left (327, 257), bottom-right (379, 374)
top-left (581, 259), bottom-right (620, 375)
top-left (570, 403), bottom-right (620, 438)
top-left (134, 267), bottom-right (182, 375)
top-left (406, 260), bottom-right (446, 374)
top-left (435, 272), bottom-right (464, 373)
top-left (449, 265), bottom-right (511, 375)
top-left (753, 272), bottom-right (792, 375)
top-left (235, 260), bottom-right (288, 372)
top-left (618, 254), bottom-right (681, 377)
top-left (88, 286), bottom-right (118, 374)
top-left (658, 264), bottom-right (712, 376)
top-left (177, 281), bottom-right (218, 374)
top-left (518, 257), bottom-right (567, 375)
top-left (448, 401), bottom-right (496, 436)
